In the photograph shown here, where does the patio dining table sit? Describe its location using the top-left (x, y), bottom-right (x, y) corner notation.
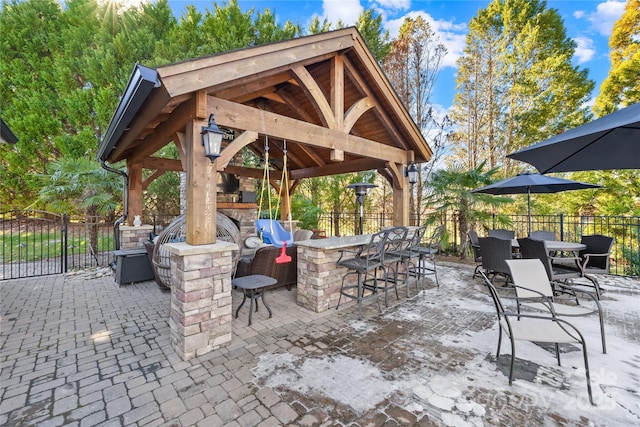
top-left (511, 239), bottom-right (586, 254)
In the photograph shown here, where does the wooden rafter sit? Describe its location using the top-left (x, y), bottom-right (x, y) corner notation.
top-left (290, 158), bottom-right (386, 180)
top-left (142, 169), bottom-right (166, 190)
top-left (343, 57), bottom-right (409, 151)
top-left (129, 97), bottom-right (197, 163)
top-left (159, 34), bottom-right (348, 97)
top-left (142, 157), bottom-right (183, 171)
top-left (291, 65), bottom-right (336, 129)
top-left (216, 131), bottom-right (258, 170)
top-left (208, 96), bottom-right (407, 164)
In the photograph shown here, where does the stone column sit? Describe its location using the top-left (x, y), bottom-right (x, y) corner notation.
top-left (164, 241), bottom-right (237, 361)
top-left (118, 225), bottom-right (153, 249)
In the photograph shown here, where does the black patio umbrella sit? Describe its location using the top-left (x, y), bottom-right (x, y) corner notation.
top-left (472, 172), bottom-right (601, 233)
top-left (507, 102), bottom-right (640, 173)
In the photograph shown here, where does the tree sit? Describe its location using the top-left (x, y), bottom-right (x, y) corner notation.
top-left (382, 16), bottom-right (448, 224)
top-left (450, 0), bottom-right (594, 176)
top-left (423, 163), bottom-right (510, 258)
top-left (355, 9), bottom-right (390, 62)
top-left (594, 0), bottom-right (640, 115)
top-left (33, 157), bottom-right (122, 263)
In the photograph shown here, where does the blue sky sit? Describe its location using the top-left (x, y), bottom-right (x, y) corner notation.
top-left (167, 0), bottom-right (627, 111)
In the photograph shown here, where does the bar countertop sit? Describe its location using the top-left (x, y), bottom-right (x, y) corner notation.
top-left (295, 234), bottom-right (371, 250)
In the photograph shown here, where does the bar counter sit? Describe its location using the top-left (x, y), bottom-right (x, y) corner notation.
top-left (295, 234), bottom-right (371, 312)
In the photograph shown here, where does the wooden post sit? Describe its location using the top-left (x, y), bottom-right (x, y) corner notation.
top-left (280, 178), bottom-right (292, 222)
top-left (127, 161), bottom-right (143, 225)
top-left (392, 173), bottom-right (410, 226)
top-left (185, 119), bottom-right (218, 245)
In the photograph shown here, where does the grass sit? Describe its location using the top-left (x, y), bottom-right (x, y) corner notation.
top-left (1, 230), bottom-right (115, 263)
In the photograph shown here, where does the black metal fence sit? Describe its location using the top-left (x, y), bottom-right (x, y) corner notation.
top-left (316, 211), bottom-right (639, 277)
top-left (1, 210), bottom-right (116, 280)
top-left (3, 209), bottom-right (638, 279)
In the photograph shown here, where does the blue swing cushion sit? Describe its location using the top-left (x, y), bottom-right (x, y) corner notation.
top-left (255, 219), bottom-right (294, 247)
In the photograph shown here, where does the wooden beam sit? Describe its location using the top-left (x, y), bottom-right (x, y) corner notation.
top-left (195, 90), bottom-right (207, 119)
top-left (158, 32), bottom-right (352, 96)
top-left (216, 131), bottom-right (258, 170)
top-left (291, 65), bottom-right (336, 129)
top-left (386, 162), bottom-right (403, 191)
top-left (223, 165), bottom-right (265, 179)
top-left (290, 158), bottom-right (386, 180)
top-left (345, 43), bottom-right (432, 161)
top-left (129, 97), bottom-right (197, 164)
top-left (208, 96), bottom-right (407, 164)
top-left (343, 96), bottom-right (375, 133)
top-left (173, 133), bottom-right (187, 171)
top-left (343, 57), bottom-right (409, 150)
top-left (212, 71), bottom-right (290, 103)
top-left (142, 169), bottom-right (166, 190)
top-left (275, 88), bottom-right (318, 124)
top-left (107, 87), bottom-right (172, 163)
top-left (126, 161), bottom-right (143, 225)
top-left (185, 119), bottom-right (217, 245)
top-left (330, 148), bottom-right (344, 162)
top-left (295, 142), bottom-right (325, 167)
top-left (331, 55), bottom-right (344, 130)
top-left (142, 157), bottom-right (183, 172)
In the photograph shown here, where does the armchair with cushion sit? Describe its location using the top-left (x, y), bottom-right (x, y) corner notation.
top-left (235, 244), bottom-right (297, 290)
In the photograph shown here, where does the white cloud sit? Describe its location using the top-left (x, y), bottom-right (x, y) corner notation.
top-left (322, 0), bottom-right (364, 26)
top-left (588, 1), bottom-right (626, 36)
top-left (372, 0), bottom-right (410, 11)
top-left (573, 36), bottom-right (596, 64)
top-left (385, 10), bottom-right (468, 69)
top-left (573, 10), bottom-right (585, 19)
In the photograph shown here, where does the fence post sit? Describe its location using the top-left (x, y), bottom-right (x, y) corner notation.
top-left (559, 213), bottom-right (564, 241)
top-left (62, 213), bottom-right (68, 273)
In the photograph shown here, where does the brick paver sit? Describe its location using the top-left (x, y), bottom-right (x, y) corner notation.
top-left (1, 264), bottom-right (638, 425)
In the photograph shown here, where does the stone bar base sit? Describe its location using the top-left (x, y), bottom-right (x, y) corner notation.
top-left (119, 224), bottom-right (153, 249)
top-left (164, 241), bottom-right (237, 361)
top-left (296, 235), bottom-right (370, 313)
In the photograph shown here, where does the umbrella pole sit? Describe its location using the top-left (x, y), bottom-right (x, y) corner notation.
top-left (527, 187), bottom-right (531, 235)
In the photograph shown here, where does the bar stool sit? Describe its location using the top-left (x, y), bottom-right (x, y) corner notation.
top-left (411, 225), bottom-right (445, 288)
top-left (335, 229), bottom-right (390, 319)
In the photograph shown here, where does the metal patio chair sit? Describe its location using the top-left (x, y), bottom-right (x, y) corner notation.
top-left (517, 238), bottom-right (583, 287)
top-left (468, 230), bottom-right (482, 278)
top-left (478, 236), bottom-right (513, 284)
top-left (577, 234), bottom-right (614, 299)
top-left (506, 259), bottom-right (606, 354)
top-left (411, 225), bottom-right (445, 288)
top-left (479, 271), bottom-right (595, 406)
top-left (528, 230), bottom-right (557, 241)
top-left (379, 226), bottom-right (407, 306)
top-left (335, 229), bottom-right (390, 319)
top-left (488, 229), bottom-right (516, 240)
top-left (387, 225), bottom-right (427, 297)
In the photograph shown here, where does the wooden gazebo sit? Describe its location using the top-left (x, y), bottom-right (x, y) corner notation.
top-left (98, 27), bottom-right (432, 245)
top-left (98, 27), bottom-right (433, 360)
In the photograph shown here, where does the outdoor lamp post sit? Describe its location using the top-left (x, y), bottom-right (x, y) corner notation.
top-left (201, 114), bottom-right (225, 162)
top-left (347, 182), bottom-right (377, 235)
top-left (406, 163), bottom-right (418, 225)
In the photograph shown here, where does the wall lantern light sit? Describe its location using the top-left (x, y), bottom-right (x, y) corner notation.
top-left (201, 114), bottom-right (225, 162)
top-left (406, 162), bottom-right (419, 186)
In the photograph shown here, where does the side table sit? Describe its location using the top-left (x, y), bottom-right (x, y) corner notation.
top-left (232, 274), bottom-right (276, 326)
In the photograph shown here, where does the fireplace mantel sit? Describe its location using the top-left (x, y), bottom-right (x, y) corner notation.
top-left (217, 203), bottom-right (258, 209)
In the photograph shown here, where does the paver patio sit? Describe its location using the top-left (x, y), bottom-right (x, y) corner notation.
top-left (1, 262), bottom-right (638, 426)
